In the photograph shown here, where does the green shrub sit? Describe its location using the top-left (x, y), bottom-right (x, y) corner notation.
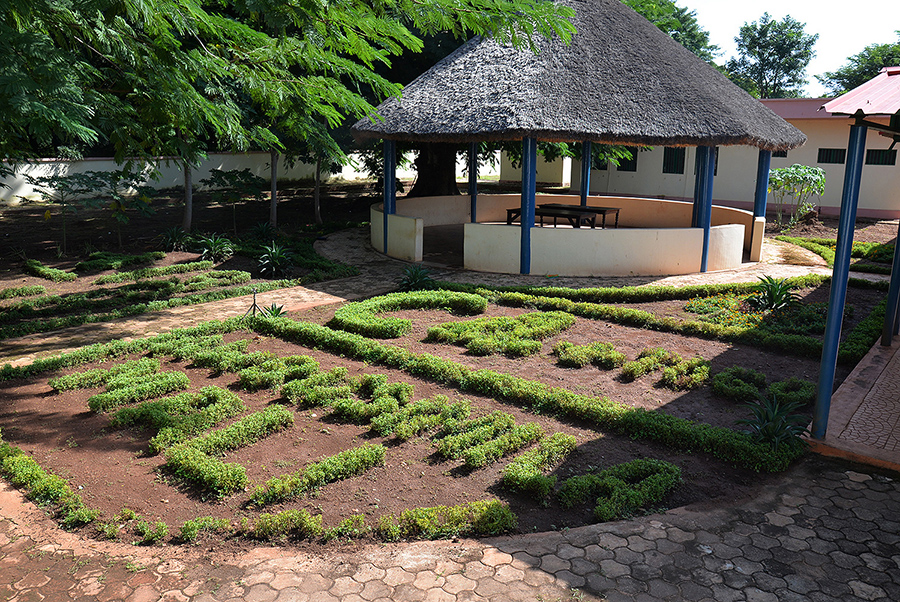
top-left (661, 358), bottom-right (710, 390)
top-left (163, 445), bottom-right (248, 498)
top-left (462, 423), bottom-right (544, 469)
top-left (257, 243), bottom-right (294, 279)
top-left (711, 366), bottom-right (767, 402)
top-left (376, 500), bottom-right (516, 541)
top-left (187, 405), bottom-right (294, 456)
top-left (397, 264), bottom-right (436, 291)
top-left (49, 357), bottom-right (161, 391)
top-left (87, 370), bottom-right (191, 412)
top-left (75, 251), bottom-right (166, 273)
top-left (247, 509), bottom-right (323, 540)
top-left (766, 377), bottom-right (816, 407)
top-left (251, 443), bottom-right (386, 506)
top-left (323, 515), bottom-right (369, 542)
top-left (748, 276), bottom-right (800, 311)
top-left (196, 234), bottom-right (234, 262)
top-left (370, 396), bottom-right (471, 439)
top-left (553, 340), bottom-right (625, 369)
top-left (434, 411), bottom-right (516, 458)
top-left (558, 459), bottom-right (681, 522)
top-left (501, 433), bottom-right (577, 499)
top-left (23, 259), bottom-right (77, 282)
top-left (621, 348), bottom-right (679, 382)
top-left (328, 291), bottom-right (487, 338)
top-left (134, 520), bottom-right (169, 545)
top-left (92, 261), bottom-right (214, 284)
top-left (426, 311), bottom-right (574, 357)
top-left (146, 387), bottom-right (247, 453)
top-left (180, 516), bottom-right (231, 542)
top-left (237, 355), bottom-right (319, 390)
top-left (280, 367), bottom-right (350, 406)
top-left (0, 285), bottom-right (45, 299)
top-left (737, 396), bottom-right (809, 452)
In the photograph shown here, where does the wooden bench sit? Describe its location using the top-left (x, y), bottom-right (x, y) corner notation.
top-left (506, 207), bottom-right (597, 229)
top-left (538, 203), bottom-right (620, 229)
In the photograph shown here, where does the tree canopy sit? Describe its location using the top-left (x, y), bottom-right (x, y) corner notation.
top-left (817, 33), bottom-right (900, 96)
top-left (724, 13), bottom-right (818, 98)
top-left (0, 0), bottom-right (576, 167)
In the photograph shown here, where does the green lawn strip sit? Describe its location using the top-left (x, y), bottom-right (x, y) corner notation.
top-left (375, 499), bottom-right (517, 541)
top-left (425, 311), bottom-right (575, 357)
top-left (328, 290), bottom-right (488, 338)
top-left (23, 259), bottom-right (77, 282)
top-left (557, 458), bottom-right (682, 522)
top-left (87, 371), bottom-right (191, 413)
top-left (92, 261), bottom-right (215, 284)
top-left (164, 405), bottom-right (294, 497)
top-left (249, 318), bottom-right (805, 471)
top-left (48, 357), bottom-right (161, 391)
top-left (501, 433), bottom-right (577, 499)
top-left (0, 285), bottom-right (45, 299)
top-left (74, 251), bottom-right (167, 273)
top-left (0, 435), bottom-right (98, 529)
top-left (250, 443), bottom-right (386, 506)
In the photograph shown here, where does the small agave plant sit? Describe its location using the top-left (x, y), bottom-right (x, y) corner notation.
top-left (196, 233), bottom-right (234, 262)
top-left (736, 395), bottom-right (809, 452)
top-left (398, 264), bottom-right (435, 291)
top-left (748, 275), bottom-right (799, 311)
top-left (258, 243), bottom-right (294, 279)
top-left (263, 303), bottom-right (286, 318)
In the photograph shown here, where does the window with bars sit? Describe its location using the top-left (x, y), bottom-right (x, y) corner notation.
top-left (662, 147), bottom-right (686, 174)
top-left (773, 150), bottom-right (788, 158)
top-left (616, 152), bottom-right (638, 172)
top-left (865, 149), bottom-right (897, 166)
top-left (817, 148), bottom-right (846, 164)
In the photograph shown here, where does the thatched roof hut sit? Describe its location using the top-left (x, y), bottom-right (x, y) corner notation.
top-left (353, 0), bottom-right (806, 151)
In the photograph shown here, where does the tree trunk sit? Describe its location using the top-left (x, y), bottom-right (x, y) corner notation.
top-left (270, 150), bottom-right (278, 228)
top-left (182, 162), bottom-right (193, 232)
top-left (314, 158), bottom-right (323, 224)
top-left (407, 143), bottom-right (461, 198)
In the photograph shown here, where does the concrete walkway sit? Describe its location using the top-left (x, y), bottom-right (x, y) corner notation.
top-left (2, 227), bottom-right (899, 601)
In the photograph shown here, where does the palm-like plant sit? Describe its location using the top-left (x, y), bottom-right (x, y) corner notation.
top-left (397, 264), bottom-right (436, 291)
top-left (736, 395), bottom-right (809, 451)
top-left (748, 276), bottom-right (799, 311)
top-left (196, 233), bottom-right (234, 262)
top-left (258, 243), bottom-right (294, 279)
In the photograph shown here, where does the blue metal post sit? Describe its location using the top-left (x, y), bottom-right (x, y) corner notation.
top-left (881, 218), bottom-right (900, 345)
top-left (382, 139), bottom-right (396, 254)
top-left (691, 148), bottom-right (703, 227)
top-left (754, 150), bottom-right (772, 218)
top-left (468, 142), bottom-right (478, 223)
top-left (580, 141), bottom-right (592, 207)
top-left (520, 137), bottom-right (537, 275)
top-left (694, 146), bottom-right (715, 272)
top-left (813, 124), bottom-right (867, 440)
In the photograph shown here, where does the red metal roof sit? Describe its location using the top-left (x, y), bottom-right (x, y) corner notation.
top-left (823, 66), bottom-right (900, 116)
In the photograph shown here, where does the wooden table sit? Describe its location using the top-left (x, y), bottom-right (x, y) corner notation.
top-left (538, 203), bottom-right (620, 229)
top-left (506, 206), bottom-right (598, 228)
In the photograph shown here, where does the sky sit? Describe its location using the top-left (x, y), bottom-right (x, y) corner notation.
top-left (677, 0), bottom-right (900, 97)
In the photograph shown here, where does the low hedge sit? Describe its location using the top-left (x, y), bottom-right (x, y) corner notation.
top-left (375, 499), bottom-right (517, 541)
top-left (370, 396), bottom-right (471, 440)
top-left (74, 251), bottom-right (167, 273)
top-left (328, 290), bottom-right (488, 338)
top-left (434, 411), bottom-right (516, 459)
top-left (426, 311), bottom-right (575, 357)
top-left (87, 370), bottom-right (191, 413)
top-left (92, 261), bottom-right (215, 284)
top-left (23, 259), bottom-right (77, 282)
top-left (553, 340), bottom-right (625, 369)
top-left (49, 357), bottom-right (161, 391)
top-left (711, 366), bottom-right (768, 402)
top-left (462, 423), bottom-right (544, 469)
top-left (246, 509), bottom-right (323, 540)
top-left (0, 285), bottom-right (45, 299)
top-left (501, 432), bottom-right (577, 498)
top-left (557, 458), bottom-right (681, 522)
top-left (621, 348), bottom-right (679, 381)
top-left (661, 357), bottom-right (710, 391)
top-left (163, 445), bottom-right (247, 497)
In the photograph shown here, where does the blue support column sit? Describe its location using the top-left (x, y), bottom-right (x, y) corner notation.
top-left (881, 219), bottom-right (900, 345)
top-left (691, 148), bottom-right (703, 227)
top-left (382, 139), bottom-right (396, 254)
top-left (694, 146), bottom-right (716, 272)
top-left (754, 150), bottom-right (772, 218)
top-left (813, 124), bottom-right (868, 440)
top-left (520, 137), bottom-right (537, 275)
top-left (468, 142), bottom-right (478, 223)
top-left (580, 141), bottom-right (592, 207)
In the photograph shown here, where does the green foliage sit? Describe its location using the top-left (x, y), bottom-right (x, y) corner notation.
top-left (461, 422), bottom-right (544, 469)
top-left (434, 411), bottom-right (517, 458)
top-left (749, 276), bottom-right (800, 311)
top-left (180, 516), bottom-right (231, 543)
top-left (397, 264), bottom-right (436, 291)
top-left (257, 243), bottom-right (294, 279)
top-left (767, 165), bottom-right (825, 224)
top-left (766, 377), bottom-right (816, 407)
top-left (621, 348), bottom-right (679, 382)
top-left (187, 405), bottom-right (294, 456)
top-left (329, 291), bottom-right (488, 338)
top-left (0, 285), bottom-right (45, 299)
top-left (736, 396), bottom-right (810, 452)
top-left (237, 355), bottom-right (319, 391)
top-left (74, 251), bottom-right (166, 274)
top-left (158, 226), bottom-right (193, 252)
top-left (22, 171), bottom-right (94, 255)
top-left (501, 432), bottom-right (577, 498)
top-left (376, 500), bottom-right (517, 541)
top-left (661, 357), bottom-right (710, 391)
top-left (280, 367), bottom-right (351, 406)
top-left (553, 340), bottom-right (625, 369)
top-left (247, 509), bottom-right (323, 541)
top-left (250, 443), bottom-right (385, 506)
top-left (370, 396), bottom-right (471, 440)
top-left (200, 169), bottom-right (266, 235)
top-left (557, 459), bottom-right (681, 522)
top-left (250, 222), bottom-right (277, 242)
top-left (818, 34), bottom-right (900, 95)
top-left (323, 515), bottom-right (369, 542)
top-left (134, 520), bottom-right (169, 545)
top-left (427, 311), bottom-right (575, 357)
top-left (23, 259), bottom-right (76, 282)
top-left (49, 357), bottom-right (160, 391)
top-left (263, 303), bottom-right (287, 318)
top-left (92, 261), bottom-right (214, 284)
top-left (196, 234), bottom-right (234, 262)
top-left (163, 444), bottom-right (248, 498)
top-left (87, 370), bottom-right (191, 413)
top-left (711, 367), bottom-right (767, 402)
top-left (838, 298), bottom-right (887, 365)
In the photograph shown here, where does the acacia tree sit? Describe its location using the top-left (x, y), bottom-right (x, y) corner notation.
top-left (725, 13), bottom-right (819, 98)
top-left (817, 33), bottom-right (900, 95)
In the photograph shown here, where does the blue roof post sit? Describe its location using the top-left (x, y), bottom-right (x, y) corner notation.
top-left (469, 142), bottom-right (478, 223)
top-left (580, 140), bottom-right (592, 207)
top-left (691, 147), bottom-right (703, 227)
top-left (881, 219), bottom-right (900, 345)
top-left (520, 137), bottom-right (537, 274)
top-left (813, 123), bottom-right (868, 440)
top-left (754, 150), bottom-right (772, 218)
top-left (382, 139), bottom-right (396, 254)
top-left (694, 146), bottom-right (715, 272)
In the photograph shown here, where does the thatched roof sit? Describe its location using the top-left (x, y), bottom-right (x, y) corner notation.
top-left (352, 0), bottom-right (806, 151)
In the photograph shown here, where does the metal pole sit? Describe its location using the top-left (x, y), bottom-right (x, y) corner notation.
top-left (813, 123), bottom-right (868, 440)
top-left (695, 146), bottom-right (715, 273)
top-left (469, 142), bottom-right (478, 223)
top-left (754, 150), bottom-right (772, 218)
top-left (520, 137), bottom-right (537, 275)
top-left (691, 148), bottom-right (703, 228)
top-left (382, 139), bottom-right (396, 254)
top-left (881, 218), bottom-right (900, 345)
top-left (580, 141), bottom-right (592, 207)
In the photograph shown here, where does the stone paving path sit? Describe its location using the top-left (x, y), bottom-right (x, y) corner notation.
top-left (2, 456), bottom-right (898, 602)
